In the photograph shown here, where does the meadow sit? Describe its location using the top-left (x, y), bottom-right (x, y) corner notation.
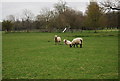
top-left (2, 31), bottom-right (118, 79)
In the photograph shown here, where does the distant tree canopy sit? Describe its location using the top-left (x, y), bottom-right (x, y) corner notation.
top-left (100, 0), bottom-right (120, 12)
top-left (35, 1), bottom-right (85, 32)
top-left (85, 2), bottom-right (103, 30)
top-left (100, 0), bottom-right (120, 28)
top-left (2, 20), bottom-right (13, 32)
top-left (2, 0), bottom-right (119, 32)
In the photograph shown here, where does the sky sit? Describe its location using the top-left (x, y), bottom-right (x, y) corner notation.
top-left (0, 0), bottom-right (104, 21)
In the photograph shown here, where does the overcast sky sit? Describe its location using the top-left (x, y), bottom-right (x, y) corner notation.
top-left (0, 0), bottom-right (104, 21)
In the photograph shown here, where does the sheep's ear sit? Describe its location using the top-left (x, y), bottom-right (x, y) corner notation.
top-left (55, 35), bottom-right (57, 37)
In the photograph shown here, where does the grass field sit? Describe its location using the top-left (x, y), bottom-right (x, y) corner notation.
top-left (2, 31), bottom-right (118, 79)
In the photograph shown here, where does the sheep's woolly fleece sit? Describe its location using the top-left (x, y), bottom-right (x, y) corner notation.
top-left (54, 35), bottom-right (61, 42)
top-left (63, 39), bottom-right (72, 45)
top-left (72, 38), bottom-right (83, 44)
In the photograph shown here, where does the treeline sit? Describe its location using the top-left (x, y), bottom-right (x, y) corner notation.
top-left (2, 1), bottom-right (120, 32)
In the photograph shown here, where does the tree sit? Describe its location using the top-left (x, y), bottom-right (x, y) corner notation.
top-left (22, 9), bottom-right (34, 21)
top-left (100, 0), bottom-right (120, 28)
top-left (53, 0), bottom-right (68, 31)
top-left (2, 20), bottom-right (13, 32)
top-left (13, 19), bottom-right (23, 31)
top-left (99, 14), bottom-right (108, 29)
top-left (54, 1), bottom-right (84, 31)
top-left (64, 8), bottom-right (84, 29)
top-left (54, 0), bottom-right (67, 14)
top-left (100, 0), bottom-right (120, 12)
top-left (22, 9), bottom-right (34, 32)
top-left (85, 2), bottom-right (103, 32)
top-left (6, 15), bottom-right (16, 22)
top-left (36, 8), bottom-right (57, 32)
top-left (106, 12), bottom-right (118, 29)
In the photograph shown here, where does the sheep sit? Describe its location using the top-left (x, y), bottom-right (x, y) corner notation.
top-left (63, 39), bottom-right (72, 47)
top-left (71, 38), bottom-right (83, 48)
top-left (54, 35), bottom-right (61, 45)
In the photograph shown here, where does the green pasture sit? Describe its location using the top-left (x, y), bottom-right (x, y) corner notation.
top-left (2, 31), bottom-right (118, 79)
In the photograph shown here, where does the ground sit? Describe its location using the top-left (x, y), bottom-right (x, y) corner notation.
top-left (2, 31), bottom-right (118, 79)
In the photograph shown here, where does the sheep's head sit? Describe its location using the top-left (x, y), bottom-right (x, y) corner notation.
top-left (54, 35), bottom-right (58, 42)
top-left (63, 39), bottom-right (66, 44)
top-left (54, 35), bottom-right (57, 37)
top-left (63, 39), bottom-right (66, 42)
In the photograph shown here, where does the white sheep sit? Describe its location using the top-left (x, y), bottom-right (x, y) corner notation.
top-left (63, 39), bottom-right (72, 47)
top-left (71, 38), bottom-right (83, 48)
top-left (54, 35), bottom-right (61, 45)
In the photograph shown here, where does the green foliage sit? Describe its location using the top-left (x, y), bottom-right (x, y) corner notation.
top-left (2, 31), bottom-right (118, 79)
top-left (2, 20), bottom-right (13, 32)
top-left (85, 2), bottom-right (103, 30)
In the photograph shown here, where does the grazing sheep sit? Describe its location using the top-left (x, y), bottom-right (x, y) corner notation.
top-left (54, 35), bottom-right (61, 45)
top-left (63, 39), bottom-right (72, 47)
top-left (71, 38), bottom-right (83, 48)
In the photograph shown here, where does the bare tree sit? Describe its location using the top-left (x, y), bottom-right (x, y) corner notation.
top-left (100, 0), bottom-right (120, 28)
top-left (54, 0), bottom-right (68, 14)
top-left (22, 9), bottom-right (34, 21)
top-left (100, 0), bottom-right (120, 12)
top-left (22, 9), bottom-right (34, 32)
top-left (36, 8), bottom-right (57, 32)
top-left (6, 15), bottom-right (16, 22)
top-left (39, 8), bottom-right (54, 22)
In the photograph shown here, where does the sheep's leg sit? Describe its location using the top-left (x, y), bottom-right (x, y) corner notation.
top-left (76, 44), bottom-right (78, 48)
top-left (59, 41), bottom-right (61, 45)
top-left (80, 44), bottom-right (82, 48)
top-left (69, 44), bottom-right (72, 48)
top-left (80, 39), bottom-right (82, 48)
top-left (73, 44), bottom-right (75, 48)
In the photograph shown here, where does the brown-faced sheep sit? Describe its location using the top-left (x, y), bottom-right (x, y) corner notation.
top-left (63, 39), bottom-right (72, 47)
top-left (54, 35), bottom-right (61, 45)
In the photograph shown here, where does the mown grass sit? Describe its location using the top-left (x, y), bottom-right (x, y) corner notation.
top-left (2, 31), bottom-right (118, 79)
